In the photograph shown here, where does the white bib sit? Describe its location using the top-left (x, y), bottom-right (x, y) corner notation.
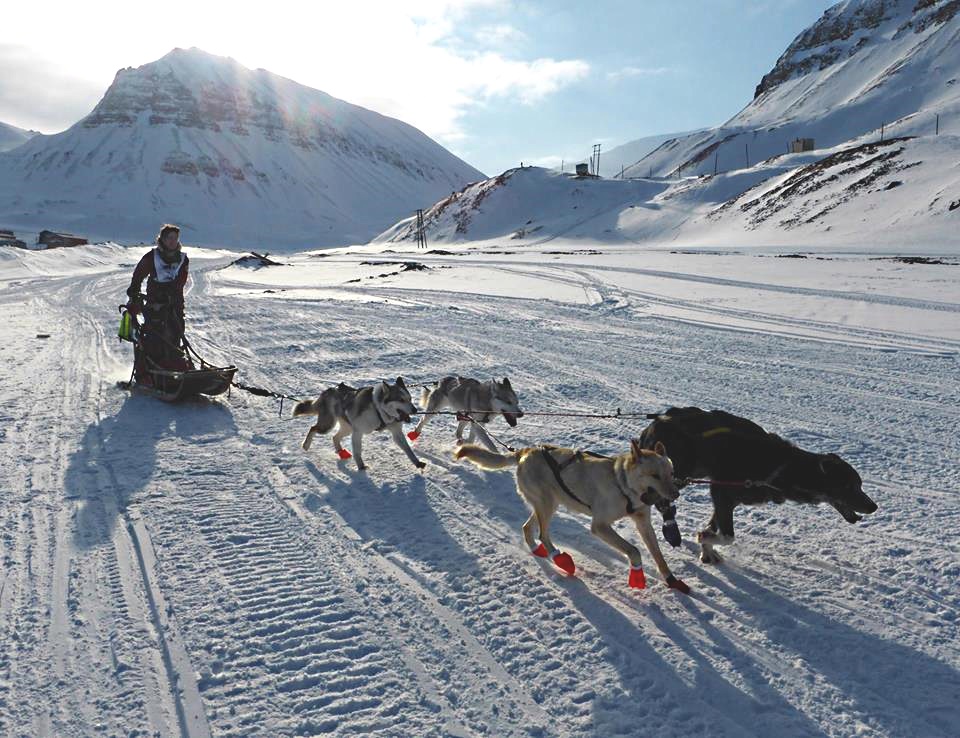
top-left (153, 248), bottom-right (185, 283)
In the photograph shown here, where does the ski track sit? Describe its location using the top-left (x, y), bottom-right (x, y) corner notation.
top-left (0, 250), bottom-right (957, 737)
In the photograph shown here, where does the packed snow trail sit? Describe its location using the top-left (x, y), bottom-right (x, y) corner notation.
top-left (0, 245), bottom-right (957, 737)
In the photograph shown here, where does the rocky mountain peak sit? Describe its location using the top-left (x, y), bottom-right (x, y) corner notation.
top-left (754, 0), bottom-right (960, 98)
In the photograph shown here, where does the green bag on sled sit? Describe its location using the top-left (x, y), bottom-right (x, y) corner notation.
top-left (118, 310), bottom-right (135, 342)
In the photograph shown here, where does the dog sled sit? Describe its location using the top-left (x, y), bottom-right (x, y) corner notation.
top-left (117, 299), bottom-right (236, 402)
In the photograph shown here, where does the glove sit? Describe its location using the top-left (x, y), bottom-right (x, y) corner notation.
top-left (659, 503), bottom-right (682, 548)
top-left (126, 301), bottom-right (141, 316)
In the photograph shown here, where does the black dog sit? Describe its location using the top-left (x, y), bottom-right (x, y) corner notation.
top-left (640, 407), bottom-right (877, 563)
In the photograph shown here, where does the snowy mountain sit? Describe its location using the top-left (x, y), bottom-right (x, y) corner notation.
top-left (0, 48), bottom-right (483, 249)
top-left (633, 0), bottom-right (960, 178)
top-left (0, 121), bottom-right (36, 152)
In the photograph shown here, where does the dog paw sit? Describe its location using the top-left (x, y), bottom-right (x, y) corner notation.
top-left (531, 542), bottom-right (549, 558)
top-left (415, 461), bottom-right (426, 470)
top-left (665, 574), bottom-right (691, 594)
top-left (699, 550), bottom-right (722, 565)
top-left (336, 448), bottom-right (352, 460)
top-left (407, 431), bottom-right (420, 441)
top-left (662, 520), bottom-right (682, 548)
top-left (628, 565), bottom-right (647, 589)
top-left (552, 551), bottom-right (576, 575)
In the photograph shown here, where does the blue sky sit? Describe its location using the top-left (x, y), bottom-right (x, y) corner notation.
top-left (1, 1), bottom-right (837, 175)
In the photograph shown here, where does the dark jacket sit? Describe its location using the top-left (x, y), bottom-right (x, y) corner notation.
top-left (126, 248), bottom-right (189, 313)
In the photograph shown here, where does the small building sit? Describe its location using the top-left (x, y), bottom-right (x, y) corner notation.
top-left (0, 229), bottom-right (27, 248)
top-left (575, 162), bottom-right (590, 176)
top-left (790, 138), bottom-right (815, 153)
top-left (37, 230), bottom-right (88, 248)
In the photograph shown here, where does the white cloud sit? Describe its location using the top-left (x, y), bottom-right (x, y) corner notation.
top-left (606, 65), bottom-right (673, 82)
top-left (0, 44), bottom-right (110, 132)
top-left (468, 54), bottom-right (591, 104)
top-left (0, 0), bottom-right (588, 150)
top-left (473, 24), bottom-right (529, 46)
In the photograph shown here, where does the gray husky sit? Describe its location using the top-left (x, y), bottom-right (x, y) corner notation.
top-left (408, 376), bottom-right (523, 451)
top-left (293, 377), bottom-right (424, 471)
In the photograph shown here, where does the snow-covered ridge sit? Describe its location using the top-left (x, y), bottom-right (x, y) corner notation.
top-left (0, 120), bottom-right (36, 152)
top-left (378, 134), bottom-right (960, 249)
top-left (375, 167), bottom-right (669, 245)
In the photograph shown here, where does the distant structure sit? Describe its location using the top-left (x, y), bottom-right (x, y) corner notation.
top-left (0, 229), bottom-right (27, 248)
top-left (37, 230), bottom-right (88, 248)
top-left (575, 163), bottom-right (590, 176)
top-left (414, 209), bottom-right (427, 249)
top-left (790, 138), bottom-right (815, 153)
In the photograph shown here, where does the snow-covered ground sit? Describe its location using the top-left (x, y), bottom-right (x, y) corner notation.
top-left (1, 240), bottom-right (958, 737)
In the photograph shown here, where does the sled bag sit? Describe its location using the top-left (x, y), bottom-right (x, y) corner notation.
top-left (118, 311), bottom-right (135, 342)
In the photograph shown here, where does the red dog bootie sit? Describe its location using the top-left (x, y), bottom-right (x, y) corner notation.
top-left (552, 551), bottom-right (576, 575)
top-left (336, 448), bottom-right (353, 460)
top-left (407, 430), bottom-right (420, 441)
top-left (629, 565), bottom-right (647, 589)
top-left (531, 542), bottom-right (548, 558)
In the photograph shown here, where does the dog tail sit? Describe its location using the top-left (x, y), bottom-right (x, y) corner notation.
top-left (292, 399), bottom-right (320, 417)
top-left (455, 444), bottom-right (520, 469)
top-left (293, 389), bottom-right (341, 434)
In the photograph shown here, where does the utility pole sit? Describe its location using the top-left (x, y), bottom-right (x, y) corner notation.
top-left (936, 114), bottom-right (940, 135)
top-left (714, 151), bottom-right (719, 176)
top-left (414, 209), bottom-right (427, 249)
top-left (745, 144), bottom-right (750, 168)
top-left (880, 122), bottom-right (885, 142)
top-left (592, 143), bottom-right (601, 177)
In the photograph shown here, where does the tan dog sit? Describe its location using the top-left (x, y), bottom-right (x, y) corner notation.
top-left (456, 440), bottom-right (690, 592)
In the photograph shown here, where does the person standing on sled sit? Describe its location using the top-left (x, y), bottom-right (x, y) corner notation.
top-left (125, 224), bottom-right (190, 386)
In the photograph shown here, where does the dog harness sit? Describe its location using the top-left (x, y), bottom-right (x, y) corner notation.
top-left (539, 447), bottom-right (653, 515)
top-left (458, 383), bottom-right (493, 423)
top-left (373, 402), bottom-right (389, 431)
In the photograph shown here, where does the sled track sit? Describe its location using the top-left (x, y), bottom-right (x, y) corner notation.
top-left (85, 301), bottom-right (211, 737)
top-left (142, 465), bottom-right (446, 736)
